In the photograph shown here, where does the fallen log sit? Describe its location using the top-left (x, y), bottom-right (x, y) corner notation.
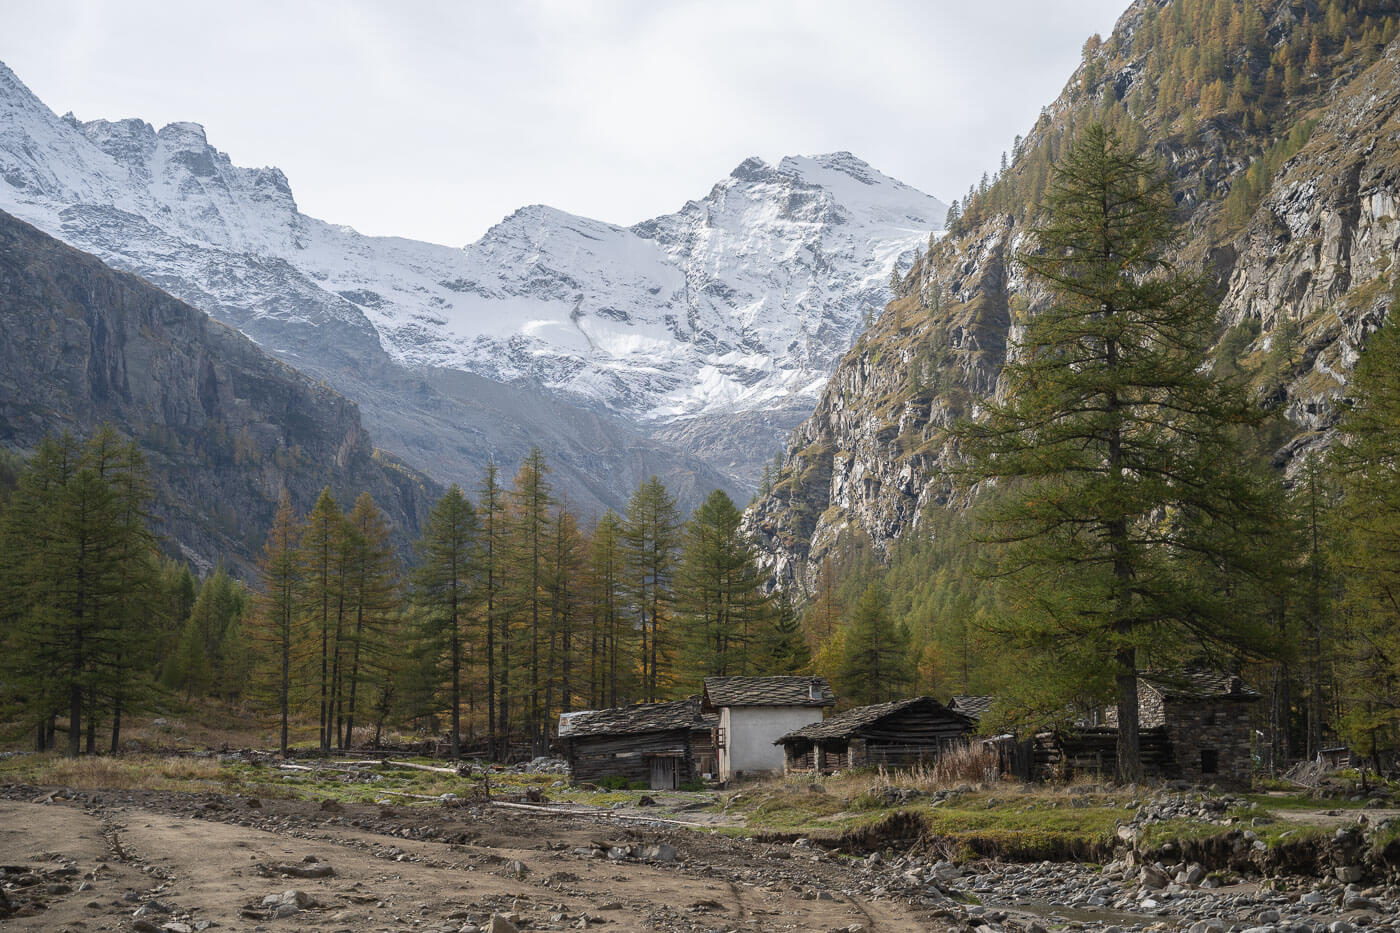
top-left (488, 799), bottom-right (714, 828)
top-left (380, 760), bottom-right (461, 775)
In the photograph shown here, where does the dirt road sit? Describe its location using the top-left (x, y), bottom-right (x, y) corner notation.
top-left (0, 786), bottom-right (951, 932)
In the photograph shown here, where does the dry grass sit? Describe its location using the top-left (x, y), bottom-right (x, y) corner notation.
top-left (8, 753), bottom-right (224, 792)
top-left (884, 744), bottom-right (1002, 790)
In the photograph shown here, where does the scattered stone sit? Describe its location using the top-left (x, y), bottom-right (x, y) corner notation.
top-left (260, 888), bottom-right (317, 918)
top-left (266, 860), bottom-right (335, 878)
top-left (1140, 864), bottom-right (1170, 889)
top-left (639, 843), bottom-right (677, 863)
top-left (489, 913), bottom-right (520, 933)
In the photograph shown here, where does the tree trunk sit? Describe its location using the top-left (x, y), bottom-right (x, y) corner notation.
top-left (110, 692), bottom-right (122, 755)
top-left (68, 682), bottom-right (82, 758)
top-left (280, 613), bottom-right (290, 756)
top-left (450, 600), bottom-right (461, 760)
top-left (1115, 643), bottom-right (1142, 784)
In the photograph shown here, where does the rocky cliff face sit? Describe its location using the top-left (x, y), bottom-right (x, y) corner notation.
top-left (747, 1), bottom-right (1400, 593)
top-left (0, 210), bottom-right (436, 577)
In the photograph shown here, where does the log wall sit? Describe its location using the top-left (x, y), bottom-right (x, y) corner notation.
top-left (564, 730), bottom-right (696, 785)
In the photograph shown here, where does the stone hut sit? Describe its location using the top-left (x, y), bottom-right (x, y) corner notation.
top-left (775, 696), bottom-right (974, 773)
top-left (702, 676), bottom-right (835, 782)
top-left (556, 697), bottom-right (717, 790)
top-left (1128, 669), bottom-right (1262, 785)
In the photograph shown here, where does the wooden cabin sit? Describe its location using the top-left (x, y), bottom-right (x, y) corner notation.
top-left (556, 698), bottom-right (717, 790)
top-left (775, 696), bottom-right (974, 774)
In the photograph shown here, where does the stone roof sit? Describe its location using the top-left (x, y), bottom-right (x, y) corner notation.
top-left (557, 698), bottom-right (714, 740)
top-left (1140, 669), bottom-right (1262, 702)
top-left (702, 676), bottom-right (835, 710)
top-left (775, 696), bottom-right (972, 744)
top-left (949, 695), bottom-right (997, 720)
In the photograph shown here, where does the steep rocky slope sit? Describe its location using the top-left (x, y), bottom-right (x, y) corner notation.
top-left (0, 60), bottom-right (944, 498)
top-left (747, 0), bottom-right (1400, 592)
top-left (0, 209), bottom-right (436, 577)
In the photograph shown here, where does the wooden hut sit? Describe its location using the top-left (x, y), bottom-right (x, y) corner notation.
top-left (775, 696), bottom-right (974, 774)
top-left (556, 698), bottom-right (716, 790)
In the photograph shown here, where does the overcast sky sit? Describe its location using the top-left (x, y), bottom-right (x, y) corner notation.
top-left (3, 0), bottom-right (1126, 247)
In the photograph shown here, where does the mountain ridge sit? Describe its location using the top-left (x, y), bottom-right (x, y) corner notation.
top-left (0, 59), bottom-right (945, 501)
top-left (0, 207), bottom-right (436, 578)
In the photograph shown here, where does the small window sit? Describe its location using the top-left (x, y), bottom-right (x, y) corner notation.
top-left (809, 682), bottom-right (821, 700)
top-left (1200, 749), bottom-right (1219, 774)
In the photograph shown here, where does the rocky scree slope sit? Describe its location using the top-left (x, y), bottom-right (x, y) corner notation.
top-left (0, 59), bottom-right (944, 496)
top-left (0, 209), bottom-right (436, 577)
top-left (747, 0), bottom-right (1400, 592)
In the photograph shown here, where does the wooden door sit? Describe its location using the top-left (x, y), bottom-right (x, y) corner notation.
top-left (649, 757), bottom-right (677, 790)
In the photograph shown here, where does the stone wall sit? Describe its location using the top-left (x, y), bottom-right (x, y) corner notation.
top-left (1162, 698), bottom-right (1256, 786)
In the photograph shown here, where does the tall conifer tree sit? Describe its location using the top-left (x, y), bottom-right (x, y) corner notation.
top-left (955, 123), bottom-right (1276, 781)
top-left (623, 476), bottom-right (680, 702)
top-left (415, 484), bottom-right (480, 759)
top-left (253, 491), bottom-right (304, 756)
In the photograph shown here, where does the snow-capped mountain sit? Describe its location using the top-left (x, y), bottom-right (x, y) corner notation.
top-left (0, 59), bottom-right (944, 492)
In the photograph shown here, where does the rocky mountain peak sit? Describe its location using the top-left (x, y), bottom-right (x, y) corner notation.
top-left (0, 55), bottom-right (944, 499)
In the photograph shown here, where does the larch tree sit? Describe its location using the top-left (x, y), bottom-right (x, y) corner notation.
top-left (676, 489), bottom-right (771, 688)
top-left (586, 509), bottom-right (630, 707)
top-left (0, 430), bottom-right (159, 756)
top-left (253, 491), bottom-right (304, 756)
top-left (837, 584), bottom-right (914, 705)
top-left (1328, 317), bottom-right (1400, 765)
top-left (300, 487), bottom-right (346, 755)
top-left (508, 449), bottom-right (553, 754)
top-left (339, 492), bottom-right (400, 749)
top-left (415, 484), bottom-right (480, 759)
top-left (544, 502), bottom-right (584, 723)
top-left (623, 476), bottom-right (680, 702)
top-left (477, 463), bottom-right (507, 758)
top-left (954, 123), bottom-right (1277, 781)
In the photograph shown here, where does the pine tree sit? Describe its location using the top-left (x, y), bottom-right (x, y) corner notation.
top-left (415, 484), bottom-right (480, 759)
top-left (164, 566), bottom-right (249, 703)
top-left (757, 592), bottom-right (811, 676)
top-left (954, 123), bottom-right (1278, 781)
